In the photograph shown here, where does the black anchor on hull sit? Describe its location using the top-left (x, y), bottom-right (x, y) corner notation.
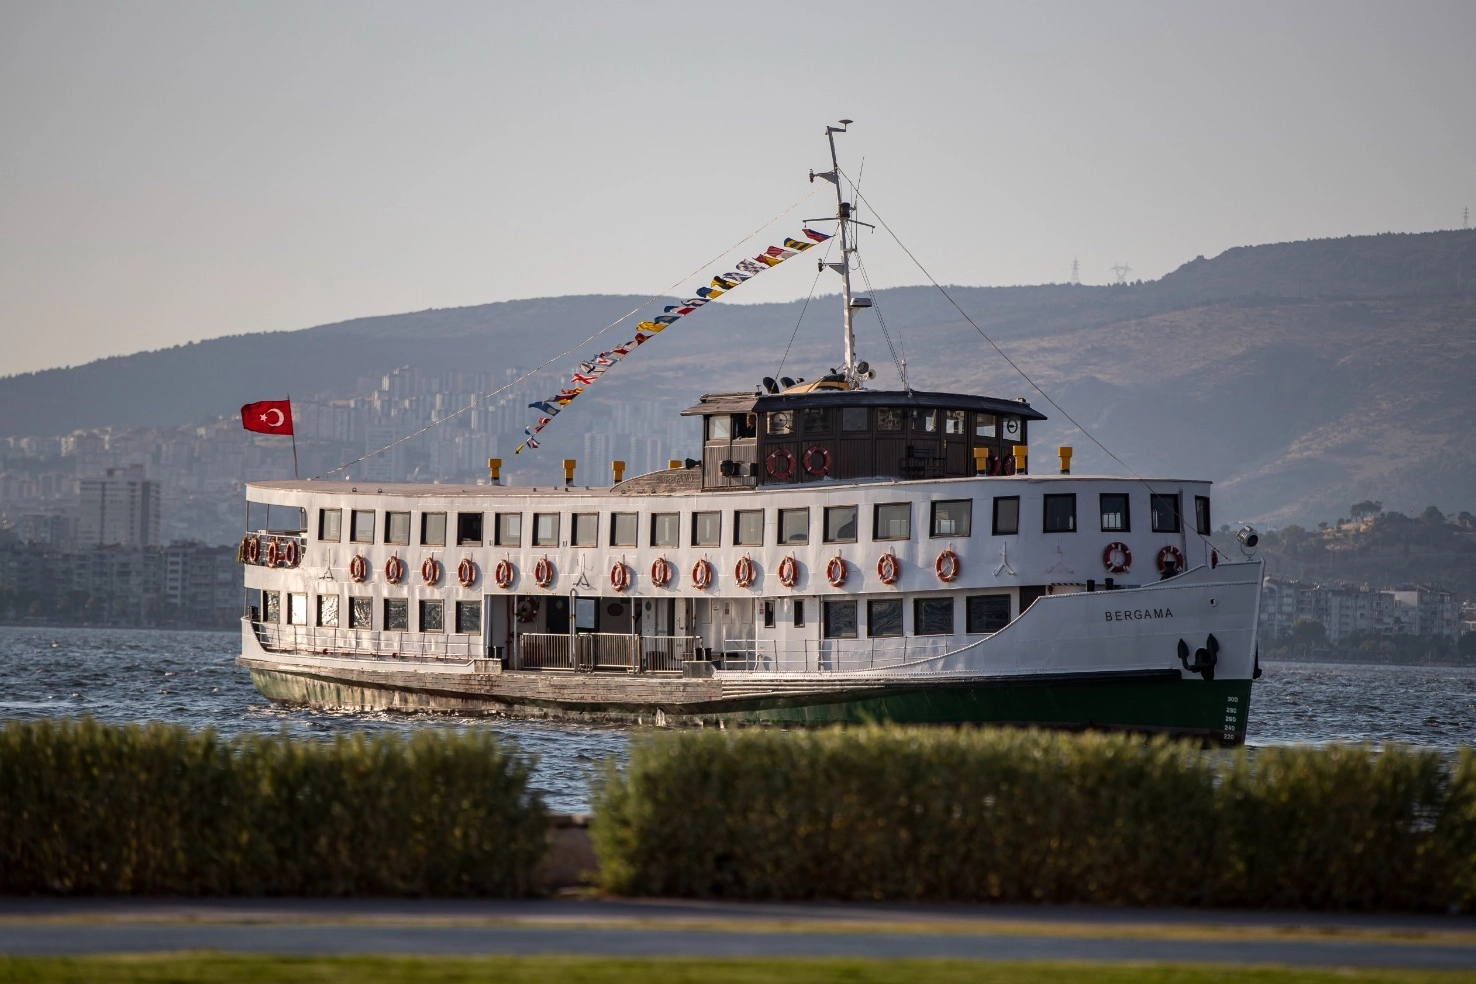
top-left (1177, 633), bottom-right (1219, 681)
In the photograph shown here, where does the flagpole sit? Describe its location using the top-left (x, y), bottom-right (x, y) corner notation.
top-left (287, 394), bottom-right (299, 480)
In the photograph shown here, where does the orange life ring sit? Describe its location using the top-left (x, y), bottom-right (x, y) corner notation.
top-left (349, 555), bottom-right (368, 583)
top-left (826, 555), bottom-right (847, 588)
top-left (265, 538), bottom-right (281, 567)
top-left (384, 555), bottom-right (404, 585)
top-left (283, 539), bottom-right (300, 567)
top-left (1102, 541), bottom-right (1132, 575)
top-left (1157, 545), bottom-right (1185, 575)
top-left (935, 549), bottom-right (961, 583)
top-left (457, 557), bottom-right (477, 588)
top-left (734, 555), bottom-right (755, 588)
top-left (534, 557), bottom-right (554, 588)
top-left (610, 561), bottom-right (630, 592)
top-left (1001, 454), bottom-right (1016, 476)
top-left (803, 445), bottom-right (831, 478)
top-left (877, 551), bottom-right (900, 585)
top-left (650, 556), bottom-right (672, 587)
top-left (691, 558), bottom-right (713, 590)
top-left (765, 448), bottom-right (795, 480)
top-left (245, 536), bottom-right (260, 565)
top-left (777, 555), bottom-right (799, 589)
top-left (494, 558), bottom-right (515, 589)
top-left (421, 557), bottom-right (441, 585)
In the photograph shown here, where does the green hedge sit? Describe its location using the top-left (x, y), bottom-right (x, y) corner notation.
top-left (0, 718), bottom-right (546, 895)
top-left (592, 728), bottom-right (1476, 910)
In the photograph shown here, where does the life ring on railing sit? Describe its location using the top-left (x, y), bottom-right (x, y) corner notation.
top-left (935, 549), bottom-right (961, 583)
top-left (1157, 545), bottom-right (1185, 575)
top-left (1102, 541), bottom-right (1132, 575)
top-left (765, 448), bottom-right (795, 480)
top-left (777, 555), bottom-right (799, 589)
top-left (650, 556), bottom-right (672, 587)
top-left (1001, 454), bottom-right (1016, 475)
top-left (349, 555), bottom-right (368, 583)
top-left (457, 557), bottom-right (477, 588)
top-left (534, 556), bottom-right (554, 588)
top-left (245, 536), bottom-right (260, 565)
top-left (877, 551), bottom-right (900, 585)
top-left (236, 535), bottom-right (250, 564)
top-left (265, 538), bottom-right (281, 568)
top-left (515, 597), bottom-right (539, 623)
top-left (826, 555), bottom-right (847, 588)
top-left (803, 445), bottom-right (831, 478)
top-left (734, 555), bottom-right (755, 588)
top-left (384, 555), bottom-right (405, 585)
top-left (691, 558), bottom-right (713, 590)
top-left (282, 539), bottom-right (299, 567)
top-left (494, 558), bottom-right (515, 589)
top-left (610, 561), bottom-right (630, 593)
top-left (421, 557), bottom-right (441, 586)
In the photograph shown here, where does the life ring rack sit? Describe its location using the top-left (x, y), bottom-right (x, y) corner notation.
top-left (934, 548), bottom-right (961, 583)
top-left (457, 557), bottom-right (477, 588)
top-left (803, 445), bottom-right (831, 478)
top-left (348, 554), bottom-right (368, 583)
top-left (1102, 541), bottom-right (1132, 575)
top-left (421, 557), bottom-right (441, 586)
top-left (533, 556), bottom-right (555, 588)
top-left (493, 558), bottom-right (515, 589)
top-left (734, 555), bottom-right (756, 588)
top-left (650, 556), bottom-right (672, 588)
top-left (876, 551), bottom-right (900, 585)
top-left (265, 538), bottom-right (281, 568)
top-left (765, 448), bottom-right (795, 480)
top-left (610, 560), bottom-right (631, 593)
top-left (691, 558), bottom-right (714, 590)
top-left (1156, 545), bottom-right (1185, 576)
top-left (825, 555), bottom-right (847, 588)
top-left (777, 555), bottom-right (799, 589)
top-left (384, 555), bottom-right (405, 585)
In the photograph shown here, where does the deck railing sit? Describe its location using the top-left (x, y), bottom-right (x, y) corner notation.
top-left (252, 621), bottom-right (480, 661)
top-left (716, 633), bottom-right (960, 673)
top-left (513, 633), bottom-right (700, 673)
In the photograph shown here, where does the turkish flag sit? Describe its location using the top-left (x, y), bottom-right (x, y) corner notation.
top-left (241, 400), bottom-right (294, 435)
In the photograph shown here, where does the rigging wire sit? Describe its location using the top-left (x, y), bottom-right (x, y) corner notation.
top-left (854, 254), bottom-right (906, 389)
top-left (774, 239), bottom-right (834, 379)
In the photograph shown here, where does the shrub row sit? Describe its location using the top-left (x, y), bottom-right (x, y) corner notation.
top-left (592, 727), bottom-right (1476, 910)
top-left (0, 718), bottom-right (546, 895)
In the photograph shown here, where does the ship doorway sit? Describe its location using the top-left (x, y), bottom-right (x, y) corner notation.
top-left (694, 598), bottom-right (755, 657)
top-left (484, 595), bottom-right (511, 660)
top-left (650, 598), bottom-right (676, 636)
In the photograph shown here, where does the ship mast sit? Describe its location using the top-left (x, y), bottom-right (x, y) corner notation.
top-left (809, 119), bottom-right (874, 389)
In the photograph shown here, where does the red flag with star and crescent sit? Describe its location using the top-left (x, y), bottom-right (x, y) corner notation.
top-left (241, 400), bottom-right (294, 435)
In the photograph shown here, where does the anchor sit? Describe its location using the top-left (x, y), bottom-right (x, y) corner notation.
top-left (1176, 633), bottom-right (1219, 681)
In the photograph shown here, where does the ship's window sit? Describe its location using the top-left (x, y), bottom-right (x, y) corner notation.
top-left (914, 597), bottom-right (954, 635)
top-left (1100, 493), bottom-right (1130, 533)
top-left (419, 599), bottom-right (444, 633)
top-left (930, 499), bottom-right (972, 537)
top-left (912, 409), bottom-right (938, 433)
top-left (350, 510), bottom-right (375, 544)
top-left (793, 599), bottom-right (805, 627)
top-left (572, 513), bottom-right (598, 547)
top-left (823, 599), bottom-right (858, 639)
top-left (801, 408), bottom-right (830, 434)
top-left (763, 600), bottom-right (775, 628)
top-left (318, 508), bottom-right (342, 542)
top-left (495, 512), bottom-right (522, 546)
top-left (384, 598), bottom-right (409, 631)
top-left (1043, 494), bottom-right (1077, 533)
top-left (1195, 496), bottom-right (1212, 536)
top-left (651, 512), bottom-right (679, 548)
top-left (349, 597), bottom-right (371, 629)
top-left (692, 511), bottom-right (721, 547)
top-left (1151, 493), bottom-right (1181, 533)
top-left (610, 512), bottom-right (637, 547)
top-left (263, 591), bottom-right (280, 623)
top-left (877, 408), bottom-right (904, 431)
top-left (421, 512), bottom-right (447, 546)
top-left (734, 509), bottom-right (763, 546)
top-left (944, 410), bottom-right (966, 435)
top-left (385, 511), bottom-right (410, 545)
top-left (455, 601), bottom-right (481, 634)
top-left (993, 496), bottom-right (1020, 536)
top-left (1001, 416), bottom-right (1023, 443)
top-left (457, 513), bottom-right (484, 546)
top-left (975, 414), bottom-right (997, 439)
top-left (824, 505), bottom-right (858, 543)
top-left (287, 593), bottom-right (308, 626)
top-left (734, 413), bottom-right (757, 439)
top-left (779, 508), bottom-right (810, 544)
top-left (767, 411), bottom-right (794, 435)
top-left (870, 502), bottom-right (909, 541)
top-left (706, 415), bottom-right (731, 441)
top-left (317, 594), bottom-right (339, 628)
top-left (868, 598), bottom-right (903, 638)
top-left (967, 594), bottom-right (1011, 633)
top-left (533, 513), bottom-right (560, 546)
top-left (842, 407), bottom-right (868, 431)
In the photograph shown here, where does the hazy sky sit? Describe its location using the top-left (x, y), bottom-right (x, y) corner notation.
top-left (2, 1), bottom-right (1472, 376)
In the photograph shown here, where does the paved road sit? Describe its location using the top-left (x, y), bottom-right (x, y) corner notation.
top-left (2, 899), bottom-right (1473, 969)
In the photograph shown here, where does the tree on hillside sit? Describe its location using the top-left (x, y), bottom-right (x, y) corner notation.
top-left (1350, 500), bottom-right (1383, 521)
top-left (1420, 505), bottom-right (1446, 525)
top-left (1458, 511), bottom-right (1475, 530)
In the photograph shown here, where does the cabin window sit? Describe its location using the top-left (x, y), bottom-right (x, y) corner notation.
top-left (385, 511), bottom-right (410, 545)
top-left (823, 600), bottom-right (858, 639)
top-left (349, 597), bottom-right (372, 629)
top-left (974, 414), bottom-right (997, 439)
top-left (692, 511), bottom-right (721, 547)
top-left (263, 591), bottom-right (281, 623)
top-left (779, 508), bottom-right (810, 544)
top-left (455, 601), bottom-right (481, 634)
top-left (930, 499), bottom-right (972, 537)
top-left (572, 513), bottom-right (598, 547)
top-left (317, 594), bottom-right (339, 628)
top-left (734, 509), bottom-right (763, 546)
top-left (610, 512), bottom-right (637, 546)
top-left (868, 599), bottom-right (903, 637)
top-left (706, 415), bottom-right (731, 441)
top-left (1195, 496), bottom-right (1212, 536)
top-left (824, 505), bottom-right (858, 543)
top-left (801, 408), bottom-right (830, 434)
top-left (419, 600), bottom-right (444, 633)
top-left (734, 413), bottom-right (757, 438)
top-left (318, 508), bottom-right (342, 542)
top-left (763, 600), bottom-right (775, 628)
top-left (533, 513), bottom-right (560, 546)
top-left (287, 593), bottom-right (308, 626)
top-left (767, 411), bottom-right (794, 435)
top-left (874, 502), bottom-right (911, 540)
top-left (912, 409), bottom-right (938, 433)
top-left (420, 512), bottom-right (446, 546)
top-left (877, 408), bottom-right (904, 431)
top-left (993, 497), bottom-right (1020, 536)
top-left (1151, 494), bottom-right (1181, 533)
top-left (651, 513), bottom-right (679, 548)
top-left (914, 597), bottom-right (954, 635)
top-left (1043, 494), bottom-right (1077, 533)
top-left (350, 510), bottom-right (375, 544)
top-left (793, 599), bottom-right (805, 627)
top-left (842, 407), bottom-right (868, 431)
top-left (383, 598), bottom-right (409, 631)
top-left (1100, 493), bottom-right (1130, 532)
top-left (1001, 416), bottom-right (1023, 443)
top-left (944, 410), bottom-right (966, 435)
top-left (967, 595), bottom-right (1011, 633)
top-left (457, 513), bottom-right (484, 546)
top-left (495, 513), bottom-right (522, 546)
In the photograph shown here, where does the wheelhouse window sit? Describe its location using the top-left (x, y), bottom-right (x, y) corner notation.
top-left (930, 499), bottom-right (972, 537)
top-left (706, 415), bottom-right (731, 441)
top-left (495, 512), bottom-right (522, 546)
top-left (733, 413), bottom-right (757, 438)
top-left (734, 509), bottom-right (763, 546)
top-left (421, 512), bottom-right (447, 546)
top-left (966, 595), bottom-right (1010, 634)
top-left (1151, 494), bottom-right (1181, 533)
top-left (316, 594), bottom-right (339, 628)
top-left (533, 513), bottom-right (560, 546)
top-left (350, 510), bottom-right (375, 544)
top-left (912, 409), bottom-right (938, 433)
top-left (1043, 494), bottom-right (1077, 533)
top-left (262, 591), bottom-right (280, 623)
top-left (1001, 416), bottom-right (1023, 443)
top-left (456, 512), bottom-right (484, 546)
top-left (842, 407), bottom-right (868, 431)
top-left (651, 513), bottom-right (679, 548)
top-left (823, 505), bottom-right (857, 543)
top-left (572, 513), bottom-right (598, 548)
top-left (1195, 496), bottom-right (1212, 536)
top-left (873, 502), bottom-right (911, 540)
top-left (767, 411), bottom-right (794, 435)
top-left (383, 598), bottom-right (409, 631)
top-left (943, 409), bottom-right (966, 435)
top-left (610, 512), bottom-right (637, 547)
top-left (419, 599), bottom-right (444, 633)
top-left (455, 601), bottom-right (481, 634)
top-left (287, 593), bottom-right (308, 626)
top-left (1100, 493), bottom-right (1130, 532)
top-left (779, 508), bottom-right (809, 544)
top-left (692, 511), bottom-right (721, 547)
top-left (349, 597), bottom-right (372, 629)
top-left (876, 408), bottom-right (904, 431)
top-left (823, 600), bottom-right (858, 639)
top-left (974, 414), bottom-right (997, 438)
top-left (992, 496), bottom-right (1020, 536)
top-left (914, 597), bottom-right (954, 635)
top-left (801, 408), bottom-right (830, 434)
top-left (318, 508), bottom-right (342, 542)
top-left (868, 599), bottom-right (903, 637)
top-left (385, 511), bottom-right (410, 545)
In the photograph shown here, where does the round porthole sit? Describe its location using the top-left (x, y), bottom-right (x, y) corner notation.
top-left (607, 602), bottom-right (625, 617)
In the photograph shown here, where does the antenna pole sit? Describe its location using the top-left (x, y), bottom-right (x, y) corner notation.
top-left (825, 122), bottom-right (857, 385)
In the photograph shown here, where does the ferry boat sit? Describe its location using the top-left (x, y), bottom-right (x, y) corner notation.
top-left (237, 123), bottom-right (1262, 744)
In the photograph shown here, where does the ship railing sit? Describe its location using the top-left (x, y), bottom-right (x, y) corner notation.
top-left (513, 632), bottom-right (575, 671)
top-left (716, 634), bottom-right (957, 673)
top-left (513, 632), bottom-right (700, 673)
top-left (251, 620), bottom-right (480, 661)
top-left (642, 634), bottom-right (700, 673)
top-left (584, 632), bottom-right (638, 672)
